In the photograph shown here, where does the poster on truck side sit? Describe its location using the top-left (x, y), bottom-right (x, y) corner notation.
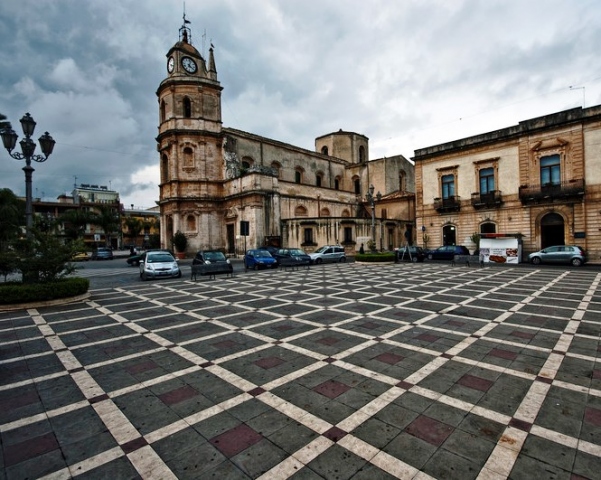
top-left (479, 237), bottom-right (521, 264)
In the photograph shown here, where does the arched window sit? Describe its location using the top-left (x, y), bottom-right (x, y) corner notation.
top-left (321, 146), bottom-right (329, 155)
top-left (294, 205), bottom-right (308, 217)
top-left (334, 177), bottom-right (341, 190)
top-left (480, 222), bottom-right (496, 234)
top-left (354, 177), bottom-right (361, 195)
top-left (320, 208), bottom-right (331, 217)
top-left (341, 209), bottom-right (350, 217)
top-left (186, 215), bottom-right (196, 231)
top-left (295, 167), bottom-right (304, 184)
top-left (271, 161), bottom-right (281, 178)
top-left (183, 97), bottom-right (192, 118)
top-left (399, 170), bottom-right (406, 192)
top-left (183, 147), bottom-right (194, 167)
top-left (160, 100), bottom-right (166, 123)
top-left (359, 145), bottom-right (366, 163)
top-left (161, 154), bottom-right (169, 183)
top-left (241, 156), bottom-right (253, 171)
top-left (316, 172), bottom-right (323, 187)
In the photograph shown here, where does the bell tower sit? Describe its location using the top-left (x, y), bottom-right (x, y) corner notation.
top-left (157, 17), bottom-right (224, 251)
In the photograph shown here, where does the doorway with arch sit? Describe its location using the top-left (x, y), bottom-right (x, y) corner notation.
top-left (540, 212), bottom-right (565, 248)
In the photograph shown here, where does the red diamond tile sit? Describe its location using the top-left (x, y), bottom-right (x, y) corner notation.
top-left (396, 380), bottom-right (414, 390)
top-left (511, 330), bottom-right (535, 340)
top-left (313, 380), bottom-right (351, 399)
top-left (158, 385), bottom-right (199, 406)
top-left (592, 370), bottom-right (601, 380)
top-left (317, 337), bottom-right (340, 346)
top-left (406, 415), bottom-right (454, 447)
top-left (360, 321), bottom-right (380, 330)
top-left (248, 387), bottom-right (266, 397)
top-left (375, 352), bottom-right (404, 365)
top-left (509, 418), bottom-right (532, 432)
top-left (272, 325), bottom-right (294, 332)
top-left (458, 374), bottom-right (493, 392)
top-left (417, 333), bottom-right (440, 343)
top-left (4, 432), bottom-right (59, 467)
top-left (121, 436), bottom-right (148, 454)
top-left (584, 407), bottom-right (601, 427)
top-left (489, 348), bottom-right (518, 361)
top-left (213, 340), bottom-right (238, 350)
top-left (210, 424), bottom-right (263, 457)
top-left (323, 426), bottom-right (347, 442)
top-left (126, 360), bottom-right (159, 375)
top-left (255, 357), bottom-right (285, 369)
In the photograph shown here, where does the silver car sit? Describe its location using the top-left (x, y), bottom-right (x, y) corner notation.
top-left (140, 251), bottom-right (182, 280)
top-left (309, 245), bottom-right (347, 264)
top-left (529, 245), bottom-right (587, 267)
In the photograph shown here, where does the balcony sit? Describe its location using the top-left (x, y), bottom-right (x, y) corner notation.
top-left (471, 190), bottom-right (503, 209)
top-left (434, 196), bottom-right (461, 213)
top-left (519, 179), bottom-right (585, 205)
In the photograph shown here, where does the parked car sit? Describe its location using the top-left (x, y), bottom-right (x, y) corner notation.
top-left (396, 246), bottom-right (425, 262)
top-left (139, 250), bottom-right (182, 280)
top-left (257, 246), bottom-right (279, 256)
top-left (273, 248), bottom-right (311, 266)
top-left (71, 251), bottom-right (89, 262)
top-left (192, 250), bottom-right (233, 273)
top-left (91, 247), bottom-right (114, 260)
top-left (127, 249), bottom-right (174, 266)
top-left (427, 245), bottom-right (470, 260)
top-left (244, 249), bottom-right (278, 270)
top-left (309, 245), bottom-right (347, 264)
top-left (529, 245), bottom-right (587, 266)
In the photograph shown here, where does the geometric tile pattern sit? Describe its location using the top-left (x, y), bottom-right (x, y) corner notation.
top-left (1, 263), bottom-right (601, 478)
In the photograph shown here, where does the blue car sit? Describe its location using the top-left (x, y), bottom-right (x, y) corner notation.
top-left (244, 249), bottom-right (277, 270)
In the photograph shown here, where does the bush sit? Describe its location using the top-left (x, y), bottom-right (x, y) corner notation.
top-left (355, 252), bottom-right (396, 262)
top-left (0, 277), bottom-right (90, 305)
top-left (172, 230), bottom-right (188, 252)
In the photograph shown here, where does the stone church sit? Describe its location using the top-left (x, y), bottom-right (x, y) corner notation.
top-left (157, 22), bottom-right (415, 255)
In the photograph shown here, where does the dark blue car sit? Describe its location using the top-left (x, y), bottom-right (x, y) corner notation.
top-left (244, 249), bottom-right (278, 270)
top-left (427, 245), bottom-right (470, 260)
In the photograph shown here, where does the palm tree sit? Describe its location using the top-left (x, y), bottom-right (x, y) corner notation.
top-left (59, 208), bottom-right (92, 241)
top-left (90, 205), bottom-right (121, 247)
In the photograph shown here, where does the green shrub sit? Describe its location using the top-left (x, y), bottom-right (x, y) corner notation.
top-left (355, 252), bottom-right (396, 262)
top-left (0, 277), bottom-right (89, 305)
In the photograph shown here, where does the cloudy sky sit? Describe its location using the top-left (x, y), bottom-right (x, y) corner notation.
top-left (1, 0), bottom-right (600, 209)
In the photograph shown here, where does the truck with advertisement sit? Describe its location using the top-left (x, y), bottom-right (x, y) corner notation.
top-left (478, 233), bottom-right (523, 264)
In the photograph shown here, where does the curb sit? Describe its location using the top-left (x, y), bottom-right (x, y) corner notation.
top-left (0, 292), bottom-right (91, 312)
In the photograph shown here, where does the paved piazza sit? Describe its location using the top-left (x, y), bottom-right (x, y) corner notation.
top-left (2, 262), bottom-right (601, 479)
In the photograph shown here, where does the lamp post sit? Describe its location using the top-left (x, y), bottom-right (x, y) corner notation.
top-left (1, 113), bottom-right (55, 237)
top-left (366, 184), bottom-right (381, 248)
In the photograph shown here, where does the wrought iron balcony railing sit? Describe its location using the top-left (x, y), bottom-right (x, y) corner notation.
top-left (433, 196), bottom-right (461, 213)
top-left (519, 179), bottom-right (585, 204)
top-left (471, 190), bottom-right (503, 209)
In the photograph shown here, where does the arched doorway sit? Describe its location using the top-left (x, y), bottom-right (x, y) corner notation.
top-left (480, 222), bottom-right (496, 234)
top-left (442, 225), bottom-right (456, 245)
top-left (541, 212), bottom-right (564, 248)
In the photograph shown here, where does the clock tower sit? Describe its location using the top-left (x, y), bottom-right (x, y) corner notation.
top-left (157, 19), bottom-right (224, 252)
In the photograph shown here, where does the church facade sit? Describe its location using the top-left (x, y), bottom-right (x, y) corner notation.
top-left (157, 23), bottom-right (415, 255)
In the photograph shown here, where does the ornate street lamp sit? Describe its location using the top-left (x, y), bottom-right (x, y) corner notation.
top-left (1, 113), bottom-right (55, 237)
top-left (366, 184), bottom-right (381, 248)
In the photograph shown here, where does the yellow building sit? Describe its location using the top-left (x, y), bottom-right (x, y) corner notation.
top-left (413, 106), bottom-right (601, 262)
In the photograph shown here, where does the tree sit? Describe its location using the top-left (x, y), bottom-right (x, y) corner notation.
top-left (124, 216), bottom-right (143, 245)
top-left (89, 205), bottom-right (120, 247)
top-left (59, 208), bottom-right (92, 240)
top-left (0, 188), bottom-right (25, 249)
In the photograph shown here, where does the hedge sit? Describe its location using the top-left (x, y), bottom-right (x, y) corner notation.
top-left (355, 252), bottom-right (396, 262)
top-left (0, 277), bottom-right (90, 305)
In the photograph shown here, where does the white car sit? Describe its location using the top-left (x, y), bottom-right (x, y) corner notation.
top-left (139, 251), bottom-right (181, 280)
top-left (309, 245), bottom-right (347, 264)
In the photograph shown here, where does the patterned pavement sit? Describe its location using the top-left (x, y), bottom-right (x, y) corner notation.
top-left (1, 262), bottom-right (601, 479)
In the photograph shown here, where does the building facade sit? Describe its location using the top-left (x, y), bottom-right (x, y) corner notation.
top-left (413, 106), bottom-right (601, 261)
top-left (157, 23), bottom-right (415, 255)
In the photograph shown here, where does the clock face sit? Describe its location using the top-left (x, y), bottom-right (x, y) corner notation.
top-left (167, 56), bottom-right (174, 73)
top-left (181, 56), bottom-right (197, 74)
